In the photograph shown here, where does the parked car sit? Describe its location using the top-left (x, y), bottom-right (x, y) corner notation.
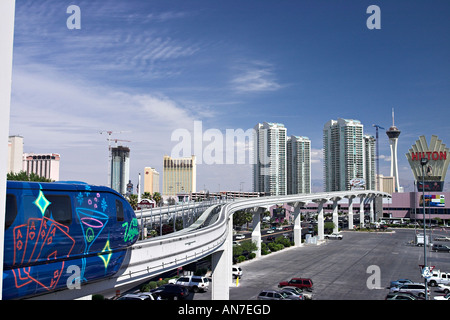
top-left (235, 234), bottom-right (245, 240)
top-left (279, 288), bottom-right (304, 300)
top-left (138, 292), bottom-right (156, 300)
top-left (150, 284), bottom-right (190, 300)
top-left (279, 278), bottom-right (313, 290)
top-left (389, 279), bottom-right (414, 288)
top-left (434, 293), bottom-right (450, 300)
top-left (432, 244), bottom-right (450, 252)
top-left (428, 270), bottom-right (450, 286)
top-left (434, 236), bottom-right (450, 242)
top-left (325, 233), bottom-right (343, 240)
top-left (385, 292), bottom-right (424, 300)
top-left (267, 236), bottom-right (275, 241)
top-left (175, 275), bottom-right (209, 292)
top-left (232, 266), bottom-right (243, 278)
top-left (437, 283), bottom-right (450, 294)
top-left (266, 229), bottom-right (274, 234)
top-left (117, 293), bottom-right (155, 300)
top-left (257, 290), bottom-right (288, 300)
top-left (282, 286), bottom-right (313, 300)
top-left (390, 283), bottom-right (430, 297)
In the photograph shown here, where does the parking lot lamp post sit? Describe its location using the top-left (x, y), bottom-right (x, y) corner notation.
top-left (421, 157), bottom-right (428, 300)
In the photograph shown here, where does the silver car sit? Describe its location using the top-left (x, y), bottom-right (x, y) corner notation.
top-left (257, 290), bottom-right (288, 300)
top-left (390, 283), bottom-right (430, 297)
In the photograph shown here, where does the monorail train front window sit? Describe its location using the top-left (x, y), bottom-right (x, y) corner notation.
top-left (43, 195), bottom-right (73, 226)
top-left (116, 200), bottom-right (124, 221)
top-left (5, 194), bottom-right (18, 230)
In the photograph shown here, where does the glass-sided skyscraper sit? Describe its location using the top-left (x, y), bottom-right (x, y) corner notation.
top-left (287, 135), bottom-right (311, 194)
top-left (253, 122), bottom-right (287, 196)
top-left (323, 118), bottom-right (376, 191)
top-left (110, 146), bottom-right (130, 195)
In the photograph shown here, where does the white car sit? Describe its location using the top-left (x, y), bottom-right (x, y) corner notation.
top-left (434, 293), bottom-right (450, 300)
top-left (438, 283), bottom-right (450, 294)
top-left (232, 266), bottom-right (243, 278)
top-left (325, 233), bottom-right (343, 240)
top-left (235, 234), bottom-right (245, 240)
top-left (175, 275), bottom-right (209, 292)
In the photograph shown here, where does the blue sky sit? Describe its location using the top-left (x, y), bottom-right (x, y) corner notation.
top-left (9, 0), bottom-right (450, 192)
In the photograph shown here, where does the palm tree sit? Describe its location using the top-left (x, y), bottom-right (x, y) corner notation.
top-left (142, 192), bottom-right (152, 199)
top-left (152, 192), bottom-right (162, 206)
top-left (127, 194), bottom-right (138, 210)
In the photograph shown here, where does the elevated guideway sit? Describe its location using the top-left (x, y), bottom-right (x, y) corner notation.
top-left (28, 190), bottom-right (390, 300)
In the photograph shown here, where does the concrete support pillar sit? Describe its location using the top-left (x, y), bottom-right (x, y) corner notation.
top-left (211, 214), bottom-right (233, 300)
top-left (0, 0), bottom-right (16, 300)
top-left (251, 207), bottom-right (263, 258)
top-left (348, 197), bottom-right (354, 230)
top-left (332, 199), bottom-right (339, 233)
top-left (369, 197), bottom-right (374, 223)
top-left (291, 202), bottom-right (304, 247)
top-left (316, 200), bottom-right (326, 241)
top-left (360, 196), bottom-right (365, 228)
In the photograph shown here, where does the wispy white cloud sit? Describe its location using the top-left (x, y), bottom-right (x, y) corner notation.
top-left (9, 61), bottom-right (199, 184)
top-left (230, 61), bottom-right (282, 93)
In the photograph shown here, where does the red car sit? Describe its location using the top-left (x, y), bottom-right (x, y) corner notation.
top-left (279, 278), bottom-right (313, 289)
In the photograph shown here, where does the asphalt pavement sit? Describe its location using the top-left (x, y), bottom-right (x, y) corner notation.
top-left (192, 228), bottom-right (450, 300)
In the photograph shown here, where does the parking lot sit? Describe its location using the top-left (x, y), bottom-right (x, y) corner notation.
top-left (193, 228), bottom-right (450, 300)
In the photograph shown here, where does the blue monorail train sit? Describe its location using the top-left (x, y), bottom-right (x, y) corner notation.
top-left (3, 181), bottom-right (139, 299)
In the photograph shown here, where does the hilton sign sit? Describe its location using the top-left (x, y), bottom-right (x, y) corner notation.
top-left (406, 135), bottom-right (450, 191)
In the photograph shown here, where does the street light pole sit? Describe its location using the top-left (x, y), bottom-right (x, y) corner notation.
top-left (421, 157), bottom-right (428, 300)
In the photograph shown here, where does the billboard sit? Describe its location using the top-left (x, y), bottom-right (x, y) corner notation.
top-left (419, 195), bottom-right (445, 207)
top-left (350, 178), bottom-right (365, 190)
top-left (405, 135), bottom-right (450, 192)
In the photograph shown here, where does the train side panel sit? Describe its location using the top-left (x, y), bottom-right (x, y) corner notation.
top-left (3, 181), bottom-right (138, 299)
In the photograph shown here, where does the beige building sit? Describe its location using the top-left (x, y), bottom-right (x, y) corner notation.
top-left (22, 153), bottom-right (60, 181)
top-left (144, 167), bottom-right (160, 194)
top-left (8, 135), bottom-right (23, 174)
top-left (163, 155), bottom-right (196, 196)
top-left (376, 174), bottom-right (394, 194)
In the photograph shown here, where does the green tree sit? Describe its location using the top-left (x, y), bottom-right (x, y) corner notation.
top-left (127, 194), bottom-right (138, 210)
top-left (233, 210), bottom-right (253, 230)
top-left (7, 170), bottom-right (53, 182)
top-left (142, 192), bottom-right (152, 199)
top-left (152, 192), bottom-right (162, 206)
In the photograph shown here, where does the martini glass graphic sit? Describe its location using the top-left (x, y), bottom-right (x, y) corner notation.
top-left (76, 208), bottom-right (109, 282)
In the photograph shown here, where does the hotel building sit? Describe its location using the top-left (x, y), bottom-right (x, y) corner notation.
top-left (22, 152), bottom-right (60, 181)
top-left (253, 122), bottom-right (287, 196)
top-left (143, 167), bottom-right (160, 194)
top-left (163, 155), bottom-right (196, 196)
top-left (287, 135), bottom-right (311, 194)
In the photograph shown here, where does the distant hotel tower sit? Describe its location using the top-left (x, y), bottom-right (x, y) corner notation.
top-left (287, 135), bottom-right (311, 194)
top-left (111, 146), bottom-right (130, 195)
top-left (144, 167), bottom-right (160, 194)
top-left (386, 109), bottom-right (401, 192)
top-left (323, 118), bottom-right (375, 191)
top-left (253, 122), bottom-right (287, 196)
top-left (23, 153), bottom-right (60, 181)
top-left (163, 155), bottom-right (196, 196)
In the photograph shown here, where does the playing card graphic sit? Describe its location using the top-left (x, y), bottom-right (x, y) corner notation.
top-left (12, 217), bottom-right (75, 291)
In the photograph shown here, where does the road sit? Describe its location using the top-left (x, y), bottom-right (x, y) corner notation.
top-left (193, 228), bottom-right (450, 300)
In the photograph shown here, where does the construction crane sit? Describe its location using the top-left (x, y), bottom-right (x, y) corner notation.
top-left (107, 138), bottom-right (131, 147)
top-left (372, 124), bottom-right (385, 184)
